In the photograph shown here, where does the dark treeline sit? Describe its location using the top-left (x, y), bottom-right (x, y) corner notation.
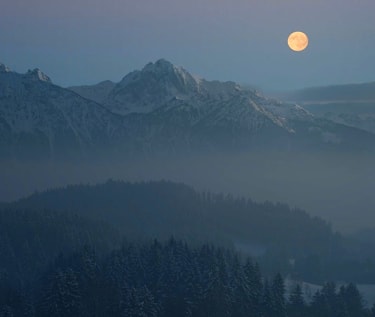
top-left (6, 180), bottom-right (375, 283)
top-left (11, 180), bottom-right (333, 252)
top-left (1, 239), bottom-right (374, 317)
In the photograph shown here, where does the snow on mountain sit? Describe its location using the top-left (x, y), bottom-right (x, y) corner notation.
top-left (68, 58), bottom-right (311, 138)
top-left (80, 59), bottom-right (313, 134)
top-left (26, 68), bottom-right (52, 83)
top-left (0, 63), bottom-right (11, 73)
top-left (103, 59), bottom-right (202, 115)
top-left (1, 59), bottom-right (374, 159)
top-left (252, 92), bottom-right (313, 122)
top-left (0, 65), bottom-right (124, 158)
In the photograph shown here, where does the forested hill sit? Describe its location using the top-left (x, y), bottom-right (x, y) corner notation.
top-left (3, 180), bottom-right (342, 282)
top-left (5, 180), bottom-right (375, 283)
top-left (9, 180), bottom-right (334, 256)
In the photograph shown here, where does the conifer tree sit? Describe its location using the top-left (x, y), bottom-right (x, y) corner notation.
top-left (38, 268), bottom-right (81, 317)
top-left (271, 273), bottom-right (286, 317)
top-left (339, 283), bottom-right (365, 317)
top-left (243, 260), bottom-right (263, 317)
top-left (287, 283), bottom-right (305, 317)
top-left (261, 280), bottom-right (274, 317)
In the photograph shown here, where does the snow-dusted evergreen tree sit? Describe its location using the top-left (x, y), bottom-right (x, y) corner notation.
top-left (230, 255), bottom-right (248, 317)
top-left (243, 260), bottom-right (263, 317)
top-left (120, 286), bottom-right (158, 317)
top-left (339, 283), bottom-right (365, 317)
top-left (287, 283), bottom-right (307, 317)
top-left (0, 273), bottom-right (28, 317)
top-left (160, 238), bottom-right (188, 316)
top-left (73, 246), bottom-right (117, 317)
top-left (145, 239), bottom-right (164, 300)
top-left (2, 235), bottom-right (373, 317)
top-left (336, 293), bottom-right (350, 317)
top-left (271, 273), bottom-right (286, 317)
top-left (261, 279), bottom-right (274, 317)
top-left (310, 282), bottom-right (346, 317)
top-left (194, 248), bottom-right (232, 317)
top-left (322, 282), bottom-right (339, 317)
top-left (38, 268), bottom-right (81, 317)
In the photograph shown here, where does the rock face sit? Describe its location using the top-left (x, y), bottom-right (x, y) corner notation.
top-left (0, 63), bottom-right (11, 73)
top-left (1, 59), bottom-right (374, 159)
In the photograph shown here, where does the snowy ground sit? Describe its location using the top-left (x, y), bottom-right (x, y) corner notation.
top-left (285, 279), bottom-right (375, 307)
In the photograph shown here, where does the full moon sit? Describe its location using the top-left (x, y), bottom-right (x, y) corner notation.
top-left (288, 31), bottom-right (309, 52)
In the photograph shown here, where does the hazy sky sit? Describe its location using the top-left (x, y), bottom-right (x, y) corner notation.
top-left (1, 0), bottom-right (375, 91)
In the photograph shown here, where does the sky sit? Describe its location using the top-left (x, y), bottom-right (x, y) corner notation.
top-left (1, 0), bottom-right (375, 91)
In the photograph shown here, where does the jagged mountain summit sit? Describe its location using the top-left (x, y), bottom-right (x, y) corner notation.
top-left (1, 59), bottom-right (374, 159)
top-left (105, 59), bottom-right (202, 115)
top-left (71, 59), bottom-right (312, 124)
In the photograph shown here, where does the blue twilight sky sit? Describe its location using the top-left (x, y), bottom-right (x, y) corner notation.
top-left (1, 0), bottom-right (375, 91)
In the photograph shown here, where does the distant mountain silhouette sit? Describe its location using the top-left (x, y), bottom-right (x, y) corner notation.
top-left (277, 82), bottom-right (375, 134)
top-left (278, 82), bottom-right (375, 103)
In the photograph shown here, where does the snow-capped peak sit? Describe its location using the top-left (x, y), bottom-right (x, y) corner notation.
top-left (141, 59), bottom-right (200, 85)
top-left (0, 63), bottom-right (11, 73)
top-left (143, 58), bottom-right (175, 73)
top-left (26, 68), bottom-right (52, 83)
top-left (106, 59), bottom-right (202, 114)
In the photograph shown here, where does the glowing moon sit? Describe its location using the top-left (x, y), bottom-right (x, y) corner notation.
top-left (288, 31), bottom-right (309, 52)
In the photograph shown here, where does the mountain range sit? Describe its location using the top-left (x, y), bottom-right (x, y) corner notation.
top-left (277, 83), bottom-right (375, 134)
top-left (1, 59), bottom-right (374, 160)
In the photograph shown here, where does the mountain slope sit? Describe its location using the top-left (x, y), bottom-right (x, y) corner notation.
top-left (0, 64), bottom-right (125, 158)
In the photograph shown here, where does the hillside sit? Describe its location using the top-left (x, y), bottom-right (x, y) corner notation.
top-left (5, 180), bottom-right (375, 284)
